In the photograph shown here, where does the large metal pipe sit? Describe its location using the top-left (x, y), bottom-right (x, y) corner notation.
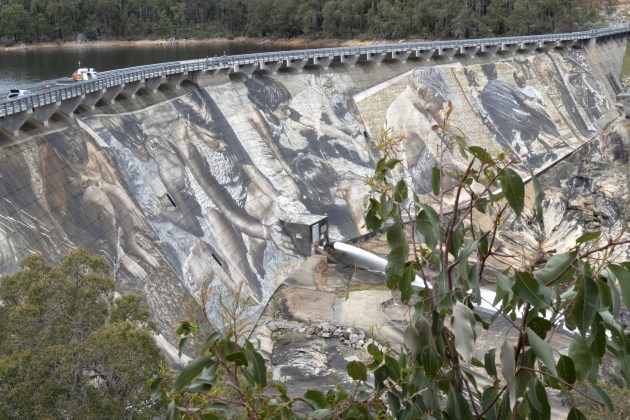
top-left (328, 241), bottom-right (517, 316)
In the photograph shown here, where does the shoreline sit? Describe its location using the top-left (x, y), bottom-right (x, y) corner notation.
top-left (0, 37), bottom-right (400, 53)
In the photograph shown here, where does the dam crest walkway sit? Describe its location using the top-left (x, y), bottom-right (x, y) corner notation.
top-left (0, 23), bottom-right (629, 137)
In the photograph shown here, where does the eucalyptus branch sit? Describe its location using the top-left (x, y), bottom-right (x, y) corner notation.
top-left (514, 303), bottom-right (531, 364)
top-left (479, 203), bottom-right (509, 277)
top-left (580, 238), bottom-right (630, 260)
top-left (444, 159), bottom-right (476, 290)
top-left (476, 384), bottom-right (507, 419)
top-left (463, 374), bottom-right (481, 417)
top-left (517, 366), bottom-right (617, 411)
top-left (442, 326), bottom-right (465, 392)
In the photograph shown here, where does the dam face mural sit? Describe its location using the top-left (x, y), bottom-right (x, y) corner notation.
top-left (0, 46), bottom-right (622, 340)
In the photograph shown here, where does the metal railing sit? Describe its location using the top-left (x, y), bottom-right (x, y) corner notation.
top-left (1, 24), bottom-right (628, 118)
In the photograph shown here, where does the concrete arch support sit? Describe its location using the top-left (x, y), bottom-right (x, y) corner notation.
top-left (416, 49), bottom-right (436, 60)
top-left (124, 81), bottom-right (143, 98)
top-left (286, 58), bottom-right (308, 72)
top-left (341, 54), bottom-right (359, 67)
top-left (233, 63), bottom-right (256, 78)
top-left (33, 102), bottom-right (60, 127)
top-left (313, 56), bottom-right (333, 70)
top-left (59, 96), bottom-right (83, 118)
top-left (0, 109), bottom-right (32, 136)
top-left (459, 46), bottom-right (480, 58)
top-left (438, 47), bottom-right (458, 60)
top-left (83, 90), bottom-right (105, 110)
top-left (366, 52), bottom-right (385, 65)
top-left (259, 60), bottom-right (283, 74)
top-left (168, 72), bottom-right (187, 89)
top-left (501, 43), bottom-right (519, 55)
top-left (481, 45), bottom-right (499, 55)
top-left (519, 42), bottom-right (537, 52)
top-left (392, 51), bottom-right (411, 63)
top-left (103, 85), bottom-right (124, 103)
top-left (146, 76), bottom-right (166, 93)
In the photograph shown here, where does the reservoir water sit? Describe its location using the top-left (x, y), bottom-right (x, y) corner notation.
top-left (0, 42), bottom-right (291, 93)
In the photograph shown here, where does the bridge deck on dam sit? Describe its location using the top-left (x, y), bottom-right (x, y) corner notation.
top-left (0, 26), bottom-right (627, 345)
top-left (0, 23), bottom-right (629, 137)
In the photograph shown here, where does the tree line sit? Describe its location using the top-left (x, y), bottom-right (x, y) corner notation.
top-left (0, 0), bottom-right (615, 45)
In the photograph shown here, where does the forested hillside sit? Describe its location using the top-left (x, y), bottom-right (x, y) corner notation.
top-left (0, 0), bottom-right (617, 44)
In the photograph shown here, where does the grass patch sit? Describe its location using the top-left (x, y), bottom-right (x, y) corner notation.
top-left (569, 382), bottom-right (630, 418)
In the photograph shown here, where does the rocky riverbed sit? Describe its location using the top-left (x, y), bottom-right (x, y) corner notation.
top-left (246, 115), bottom-right (630, 416)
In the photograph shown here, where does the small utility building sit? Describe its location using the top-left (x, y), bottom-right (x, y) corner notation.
top-left (283, 214), bottom-right (328, 256)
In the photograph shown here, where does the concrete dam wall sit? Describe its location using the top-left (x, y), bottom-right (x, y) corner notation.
top-left (0, 38), bottom-right (626, 343)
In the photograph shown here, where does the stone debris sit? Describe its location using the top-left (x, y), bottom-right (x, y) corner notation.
top-left (248, 317), bottom-right (383, 363)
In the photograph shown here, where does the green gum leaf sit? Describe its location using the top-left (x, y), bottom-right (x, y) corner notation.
top-left (526, 327), bottom-right (557, 376)
top-left (533, 251), bottom-right (576, 286)
top-left (453, 301), bottom-right (476, 364)
top-left (500, 339), bottom-right (517, 411)
top-left (500, 168), bottom-right (525, 217)
top-left (556, 355), bottom-right (576, 384)
top-left (171, 355), bottom-right (215, 393)
top-left (431, 167), bottom-right (441, 196)
top-left (571, 273), bottom-right (598, 337)
top-left (575, 231), bottom-right (601, 245)
top-left (608, 264), bottom-right (630, 312)
top-left (568, 335), bottom-right (592, 381)
top-left (513, 272), bottom-right (551, 309)
top-left (587, 383), bottom-right (614, 412)
top-left (347, 360), bottom-right (367, 382)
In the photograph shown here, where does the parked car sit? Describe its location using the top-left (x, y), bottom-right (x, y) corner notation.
top-left (7, 89), bottom-right (31, 100)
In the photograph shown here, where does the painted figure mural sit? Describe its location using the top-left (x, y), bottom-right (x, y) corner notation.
top-left (42, 125), bottom-right (160, 278)
top-left (477, 63), bottom-right (561, 167)
top-left (0, 46), bottom-right (618, 340)
top-left (241, 74), bottom-right (373, 238)
top-left (384, 68), bottom-right (467, 195)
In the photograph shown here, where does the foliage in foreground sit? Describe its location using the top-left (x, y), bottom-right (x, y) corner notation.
top-left (160, 106), bottom-right (630, 419)
top-left (0, 249), bottom-right (165, 419)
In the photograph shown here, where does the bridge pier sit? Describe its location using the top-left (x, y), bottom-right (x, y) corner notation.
top-left (340, 54), bottom-right (359, 68)
top-left (392, 50), bottom-right (411, 63)
top-left (124, 81), bottom-right (143, 98)
top-left (82, 90), bottom-right (105, 110)
top-left (33, 102), bottom-right (60, 127)
top-left (259, 60), bottom-right (283, 74)
top-left (286, 58), bottom-right (308, 72)
top-left (313, 56), bottom-right (333, 70)
top-left (168, 72), bottom-right (187, 89)
top-left (586, 38), bottom-right (597, 50)
top-left (146, 76), bottom-right (165, 93)
top-left (0, 109), bottom-right (31, 136)
top-left (103, 85), bottom-right (124, 103)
